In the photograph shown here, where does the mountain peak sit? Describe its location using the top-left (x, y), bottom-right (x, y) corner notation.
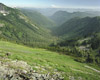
top-left (0, 3), bottom-right (4, 5)
top-left (0, 3), bottom-right (5, 7)
top-left (0, 3), bottom-right (6, 10)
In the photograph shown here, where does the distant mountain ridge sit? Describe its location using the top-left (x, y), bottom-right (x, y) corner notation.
top-left (55, 16), bottom-right (100, 39)
top-left (50, 11), bottom-right (100, 25)
top-left (21, 9), bottom-right (56, 28)
top-left (25, 8), bottom-right (100, 17)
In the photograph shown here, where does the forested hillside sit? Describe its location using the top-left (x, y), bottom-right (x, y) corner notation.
top-left (0, 3), bottom-right (56, 47)
top-left (54, 16), bottom-right (100, 39)
top-left (48, 16), bottom-right (100, 67)
top-left (50, 11), bottom-right (100, 25)
top-left (21, 9), bottom-right (56, 28)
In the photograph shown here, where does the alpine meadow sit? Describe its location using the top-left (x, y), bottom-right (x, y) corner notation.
top-left (0, 0), bottom-right (100, 80)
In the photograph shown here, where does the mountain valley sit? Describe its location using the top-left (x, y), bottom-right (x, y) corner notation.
top-left (0, 3), bottom-right (100, 80)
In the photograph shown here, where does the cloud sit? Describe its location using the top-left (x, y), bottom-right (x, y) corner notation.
top-left (51, 4), bottom-right (61, 8)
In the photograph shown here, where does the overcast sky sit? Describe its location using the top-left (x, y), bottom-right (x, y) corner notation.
top-left (0, 0), bottom-right (100, 8)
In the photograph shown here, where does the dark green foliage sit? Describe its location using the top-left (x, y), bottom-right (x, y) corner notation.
top-left (57, 38), bottom-right (79, 47)
top-left (47, 35), bottom-right (100, 65)
top-left (91, 35), bottom-right (100, 49)
top-left (54, 17), bottom-right (100, 39)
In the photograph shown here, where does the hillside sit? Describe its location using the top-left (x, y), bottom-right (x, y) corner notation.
top-left (50, 16), bottom-right (100, 67)
top-left (54, 16), bottom-right (100, 39)
top-left (0, 3), bottom-right (55, 47)
top-left (21, 9), bottom-right (56, 28)
top-left (50, 11), bottom-right (100, 25)
top-left (0, 41), bottom-right (100, 80)
top-left (0, 3), bottom-right (100, 80)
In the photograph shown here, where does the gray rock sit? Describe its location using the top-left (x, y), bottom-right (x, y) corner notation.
top-left (0, 57), bottom-right (64, 80)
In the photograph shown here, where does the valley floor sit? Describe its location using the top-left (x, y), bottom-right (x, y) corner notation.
top-left (0, 41), bottom-right (100, 80)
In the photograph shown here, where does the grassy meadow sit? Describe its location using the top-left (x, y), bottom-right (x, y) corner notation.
top-left (0, 41), bottom-right (100, 80)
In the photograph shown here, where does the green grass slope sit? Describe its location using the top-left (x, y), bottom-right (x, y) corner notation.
top-left (0, 41), bottom-right (100, 80)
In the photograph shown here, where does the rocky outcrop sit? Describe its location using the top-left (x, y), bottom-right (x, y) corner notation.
top-left (0, 58), bottom-right (64, 80)
top-left (0, 3), bottom-right (9, 16)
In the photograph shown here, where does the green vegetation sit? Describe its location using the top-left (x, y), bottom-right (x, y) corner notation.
top-left (0, 4), bottom-right (56, 47)
top-left (50, 16), bottom-right (100, 66)
top-left (0, 3), bottom-right (100, 80)
top-left (21, 9), bottom-right (56, 28)
top-left (0, 41), bottom-right (100, 80)
top-left (54, 17), bottom-right (100, 39)
top-left (48, 34), bottom-right (100, 65)
top-left (50, 11), bottom-right (100, 26)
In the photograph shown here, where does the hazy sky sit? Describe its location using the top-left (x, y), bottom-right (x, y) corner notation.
top-left (0, 0), bottom-right (100, 8)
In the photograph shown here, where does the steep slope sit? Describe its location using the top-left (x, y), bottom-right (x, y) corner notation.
top-left (21, 9), bottom-right (56, 28)
top-left (0, 41), bottom-right (100, 80)
top-left (55, 16), bottom-right (100, 39)
top-left (50, 11), bottom-right (100, 25)
top-left (0, 3), bottom-right (55, 47)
